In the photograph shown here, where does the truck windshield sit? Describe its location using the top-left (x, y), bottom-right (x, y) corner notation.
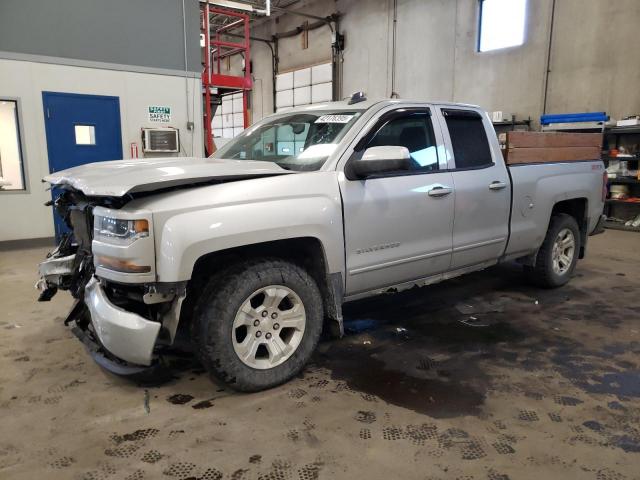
top-left (212, 110), bottom-right (363, 171)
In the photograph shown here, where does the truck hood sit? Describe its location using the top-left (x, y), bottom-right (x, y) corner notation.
top-left (43, 157), bottom-right (294, 197)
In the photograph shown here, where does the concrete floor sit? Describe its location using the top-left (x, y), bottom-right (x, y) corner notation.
top-left (1, 230), bottom-right (639, 480)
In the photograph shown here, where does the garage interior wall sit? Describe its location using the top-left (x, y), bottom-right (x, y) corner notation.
top-left (0, 59), bottom-right (203, 242)
top-left (245, 0), bottom-right (640, 125)
top-left (0, 0), bottom-right (203, 243)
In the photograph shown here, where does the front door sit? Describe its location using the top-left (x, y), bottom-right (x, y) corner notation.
top-left (42, 92), bottom-right (123, 240)
top-left (340, 108), bottom-right (455, 296)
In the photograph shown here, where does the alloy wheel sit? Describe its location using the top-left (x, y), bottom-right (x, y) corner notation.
top-left (232, 285), bottom-right (306, 369)
top-left (551, 228), bottom-right (575, 275)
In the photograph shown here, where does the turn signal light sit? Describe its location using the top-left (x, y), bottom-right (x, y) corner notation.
top-left (96, 255), bottom-right (151, 274)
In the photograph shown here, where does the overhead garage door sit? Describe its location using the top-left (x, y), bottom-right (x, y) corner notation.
top-left (275, 62), bottom-right (332, 112)
top-left (213, 92), bottom-right (244, 139)
top-left (212, 63), bottom-right (332, 139)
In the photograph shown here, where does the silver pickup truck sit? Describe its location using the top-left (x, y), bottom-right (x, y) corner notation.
top-left (38, 97), bottom-right (606, 391)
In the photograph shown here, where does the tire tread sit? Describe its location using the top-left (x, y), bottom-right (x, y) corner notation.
top-left (526, 213), bottom-right (580, 288)
top-left (192, 258), bottom-right (323, 391)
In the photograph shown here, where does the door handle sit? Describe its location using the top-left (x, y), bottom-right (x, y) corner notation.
top-left (489, 181), bottom-right (507, 190)
top-left (427, 185), bottom-right (453, 197)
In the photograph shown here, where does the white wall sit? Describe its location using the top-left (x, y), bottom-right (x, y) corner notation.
top-left (0, 58), bottom-right (203, 242)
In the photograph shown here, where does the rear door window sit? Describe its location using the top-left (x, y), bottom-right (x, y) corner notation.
top-left (442, 109), bottom-right (493, 169)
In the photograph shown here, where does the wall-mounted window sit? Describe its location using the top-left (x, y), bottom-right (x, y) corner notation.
top-left (478, 0), bottom-right (527, 52)
top-left (0, 100), bottom-right (26, 191)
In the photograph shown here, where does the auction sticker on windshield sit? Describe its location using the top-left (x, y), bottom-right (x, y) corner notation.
top-left (315, 114), bottom-right (354, 124)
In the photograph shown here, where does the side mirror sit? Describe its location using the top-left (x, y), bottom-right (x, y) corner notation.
top-left (350, 146), bottom-right (411, 179)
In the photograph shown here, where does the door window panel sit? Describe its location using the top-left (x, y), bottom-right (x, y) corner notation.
top-left (74, 125), bottom-right (96, 145)
top-left (0, 100), bottom-right (25, 191)
top-left (443, 111), bottom-right (493, 169)
top-left (365, 112), bottom-right (439, 172)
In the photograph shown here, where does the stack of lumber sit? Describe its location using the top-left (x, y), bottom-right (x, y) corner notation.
top-left (504, 131), bottom-right (603, 165)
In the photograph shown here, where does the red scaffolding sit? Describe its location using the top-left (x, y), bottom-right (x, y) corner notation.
top-left (201, 2), bottom-right (253, 155)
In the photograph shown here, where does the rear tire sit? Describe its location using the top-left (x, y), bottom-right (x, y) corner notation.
top-left (525, 213), bottom-right (581, 288)
top-left (192, 258), bottom-right (323, 392)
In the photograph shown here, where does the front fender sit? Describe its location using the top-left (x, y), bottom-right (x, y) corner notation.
top-left (152, 173), bottom-right (345, 282)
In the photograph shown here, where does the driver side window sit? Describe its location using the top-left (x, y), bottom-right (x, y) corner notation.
top-left (365, 112), bottom-right (439, 172)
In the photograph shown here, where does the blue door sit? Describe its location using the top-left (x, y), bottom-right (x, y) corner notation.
top-left (42, 92), bottom-right (123, 241)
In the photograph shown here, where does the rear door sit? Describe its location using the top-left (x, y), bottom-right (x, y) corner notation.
top-left (435, 107), bottom-right (510, 269)
top-left (339, 107), bottom-right (455, 296)
top-left (42, 92), bottom-right (123, 240)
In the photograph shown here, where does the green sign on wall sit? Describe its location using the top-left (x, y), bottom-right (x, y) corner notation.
top-left (148, 105), bottom-right (171, 123)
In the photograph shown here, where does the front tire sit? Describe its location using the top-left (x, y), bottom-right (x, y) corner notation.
top-left (525, 213), bottom-right (581, 288)
top-left (192, 258), bottom-right (323, 392)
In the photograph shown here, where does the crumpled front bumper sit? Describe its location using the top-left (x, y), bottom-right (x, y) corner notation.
top-left (84, 277), bottom-right (161, 366)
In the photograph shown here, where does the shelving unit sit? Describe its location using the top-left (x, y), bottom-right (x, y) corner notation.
top-left (605, 198), bottom-right (640, 204)
top-left (607, 177), bottom-right (640, 185)
top-left (602, 124), bottom-right (640, 232)
top-left (604, 221), bottom-right (640, 233)
top-left (492, 116), bottom-right (532, 132)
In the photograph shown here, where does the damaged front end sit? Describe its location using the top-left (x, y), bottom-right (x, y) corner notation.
top-left (37, 188), bottom-right (185, 376)
top-left (36, 190), bottom-right (95, 302)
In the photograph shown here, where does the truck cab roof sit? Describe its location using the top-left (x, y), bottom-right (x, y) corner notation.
top-left (277, 98), bottom-right (482, 114)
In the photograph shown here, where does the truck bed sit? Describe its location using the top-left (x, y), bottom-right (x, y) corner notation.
top-left (505, 159), bottom-right (605, 259)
